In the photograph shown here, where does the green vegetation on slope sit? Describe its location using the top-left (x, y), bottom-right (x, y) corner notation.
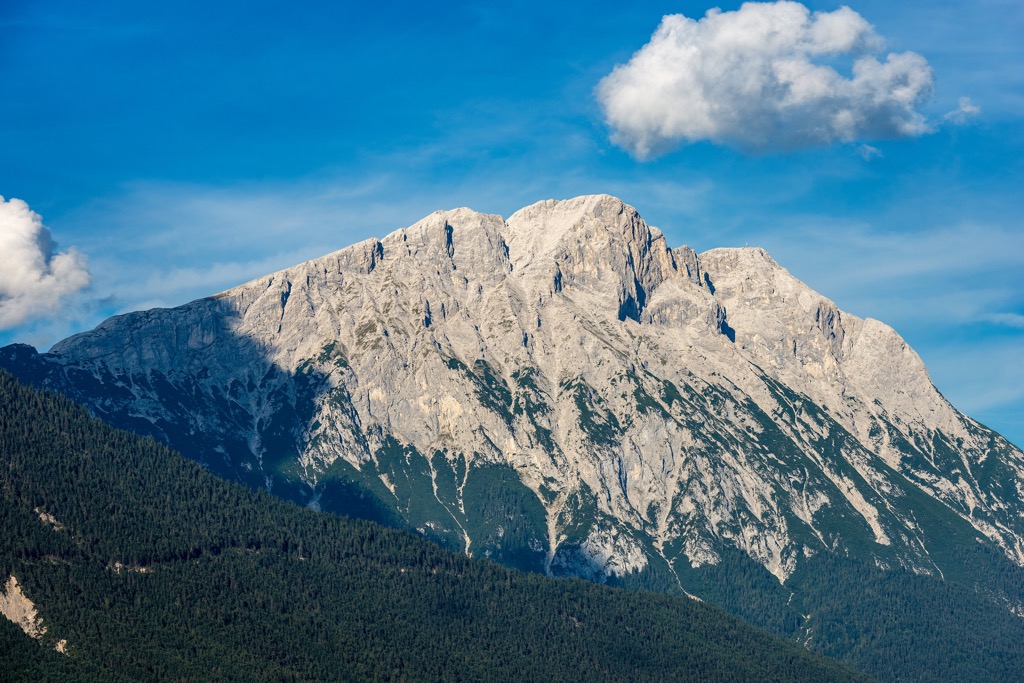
top-left (786, 537), bottom-right (1024, 681)
top-left (0, 370), bottom-right (867, 682)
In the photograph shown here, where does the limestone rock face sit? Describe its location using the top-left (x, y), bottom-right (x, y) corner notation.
top-left (1, 576), bottom-right (45, 639)
top-left (4, 194), bottom-right (1023, 586)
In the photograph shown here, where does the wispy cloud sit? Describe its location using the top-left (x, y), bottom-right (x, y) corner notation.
top-left (597, 1), bottom-right (936, 157)
top-left (58, 178), bottom-right (418, 320)
top-left (758, 217), bottom-right (1024, 328)
top-left (925, 337), bottom-right (1024, 446)
top-left (0, 196), bottom-right (91, 329)
top-left (858, 144), bottom-right (884, 160)
top-left (942, 96), bottom-right (981, 124)
top-left (987, 312), bottom-right (1024, 328)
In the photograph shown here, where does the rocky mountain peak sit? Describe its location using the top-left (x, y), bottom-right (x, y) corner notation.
top-left (383, 207), bottom-right (512, 281)
top-left (504, 194), bottom-right (637, 265)
top-left (505, 194), bottom-right (689, 323)
top-left (4, 193), bottom-right (1024, 593)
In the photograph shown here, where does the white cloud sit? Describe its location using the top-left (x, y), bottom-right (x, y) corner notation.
top-left (0, 197), bottom-right (90, 329)
top-left (942, 96), bottom-right (981, 124)
top-left (597, 1), bottom-right (935, 157)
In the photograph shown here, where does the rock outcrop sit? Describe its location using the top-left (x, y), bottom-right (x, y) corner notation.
top-left (1, 576), bottom-right (45, 639)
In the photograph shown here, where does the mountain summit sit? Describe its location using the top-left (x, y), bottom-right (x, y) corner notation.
top-left (4, 194), bottom-right (1023, 591)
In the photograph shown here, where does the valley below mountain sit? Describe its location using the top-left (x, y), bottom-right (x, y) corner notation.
top-left (4, 194), bottom-right (1024, 680)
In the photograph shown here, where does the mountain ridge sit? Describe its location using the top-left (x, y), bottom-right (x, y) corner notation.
top-left (3, 194), bottom-right (1023, 590)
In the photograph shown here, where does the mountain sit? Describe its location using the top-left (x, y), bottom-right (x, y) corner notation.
top-left (4, 194), bottom-right (1024, 679)
top-left (0, 369), bottom-right (870, 682)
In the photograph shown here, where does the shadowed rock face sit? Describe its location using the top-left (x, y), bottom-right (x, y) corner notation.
top-left (4, 194), bottom-right (1024, 587)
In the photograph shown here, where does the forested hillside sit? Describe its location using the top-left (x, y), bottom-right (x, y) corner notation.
top-left (0, 370), bottom-right (867, 682)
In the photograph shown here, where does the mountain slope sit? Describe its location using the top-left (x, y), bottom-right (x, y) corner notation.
top-left (3, 194), bottom-right (1024, 679)
top-left (0, 370), bottom-right (869, 682)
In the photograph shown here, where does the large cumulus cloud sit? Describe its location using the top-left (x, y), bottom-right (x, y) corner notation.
top-left (597, 2), bottom-right (934, 157)
top-left (0, 196), bottom-right (90, 329)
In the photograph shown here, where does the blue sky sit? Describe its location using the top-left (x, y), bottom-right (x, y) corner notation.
top-left (1, 0), bottom-right (1022, 446)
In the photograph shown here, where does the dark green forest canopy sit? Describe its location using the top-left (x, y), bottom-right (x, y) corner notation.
top-left (0, 370), bottom-right (868, 682)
